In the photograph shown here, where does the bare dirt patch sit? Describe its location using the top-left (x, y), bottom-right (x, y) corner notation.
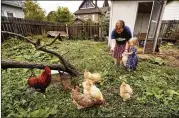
top-left (138, 45), bottom-right (179, 67)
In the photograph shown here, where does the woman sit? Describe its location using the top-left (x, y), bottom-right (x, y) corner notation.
top-left (110, 20), bottom-right (132, 65)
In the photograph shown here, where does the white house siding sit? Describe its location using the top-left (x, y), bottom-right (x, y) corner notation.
top-left (133, 13), bottom-right (151, 35)
top-left (162, 1), bottom-right (179, 20)
top-left (1, 4), bottom-right (24, 18)
top-left (108, 1), bottom-right (138, 46)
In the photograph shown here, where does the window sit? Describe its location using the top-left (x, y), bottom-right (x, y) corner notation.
top-left (84, 15), bottom-right (88, 18)
top-left (7, 12), bottom-right (14, 17)
top-left (92, 15), bottom-right (95, 21)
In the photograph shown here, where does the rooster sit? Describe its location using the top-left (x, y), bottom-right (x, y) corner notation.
top-left (120, 82), bottom-right (133, 101)
top-left (28, 67), bottom-right (52, 97)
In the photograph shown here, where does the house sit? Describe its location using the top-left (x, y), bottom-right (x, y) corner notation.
top-left (162, 0), bottom-right (179, 20)
top-left (1, 1), bottom-right (25, 18)
top-left (108, 0), bottom-right (167, 53)
top-left (74, 0), bottom-right (110, 23)
top-left (73, 17), bottom-right (87, 24)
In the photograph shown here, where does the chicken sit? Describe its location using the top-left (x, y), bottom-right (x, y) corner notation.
top-left (82, 79), bottom-right (105, 104)
top-left (122, 53), bottom-right (129, 66)
top-left (59, 71), bottom-right (72, 91)
top-left (71, 86), bottom-right (98, 109)
top-left (120, 82), bottom-right (133, 101)
top-left (84, 69), bottom-right (102, 84)
top-left (28, 67), bottom-right (51, 95)
top-left (82, 79), bottom-right (92, 95)
top-left (50, 70), bottom-right (72, 91)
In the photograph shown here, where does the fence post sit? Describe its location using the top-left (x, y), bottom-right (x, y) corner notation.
top-left (66, 24), bottom-right (68, 36)
top-left (99, 24), bottom-right (102, 41)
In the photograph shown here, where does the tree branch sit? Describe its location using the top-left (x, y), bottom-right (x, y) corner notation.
top-left (1, 31), bottom-right (36, 45)
top-left (2, 60), bottom-right (66, 71)
top-left (1, 31), bottom-right (80, 77)
top-left (37, 33), bottom-right (61, 49)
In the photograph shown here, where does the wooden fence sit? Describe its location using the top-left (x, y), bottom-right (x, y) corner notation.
top-left (159, 20), bottom-right (179, 42)
top-left (68, 23), bottom-right (101, 40)
top-left (1, 16), bottom-right (103, 42)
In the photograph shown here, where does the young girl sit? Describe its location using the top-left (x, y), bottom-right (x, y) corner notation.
top-left (122, 37), bottom-right (138, 71)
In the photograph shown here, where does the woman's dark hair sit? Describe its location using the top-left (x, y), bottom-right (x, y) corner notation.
top-left (120, 20), bottom-right (125, 28)
top-left (115, 20), bottom-right (125, 29)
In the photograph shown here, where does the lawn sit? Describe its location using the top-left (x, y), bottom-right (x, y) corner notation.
top-left (1, 36), bottom-right (179, 117)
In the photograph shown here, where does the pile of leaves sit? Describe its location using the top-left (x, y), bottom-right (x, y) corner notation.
top-left (2, 36), bottom-right (179, 117)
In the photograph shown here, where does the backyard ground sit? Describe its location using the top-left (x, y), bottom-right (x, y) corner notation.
top-left (1, 36), bottom-right (179, 117)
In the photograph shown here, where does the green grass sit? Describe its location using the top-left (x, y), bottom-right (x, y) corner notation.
top-left (2, 36), bottom-right (179, 117)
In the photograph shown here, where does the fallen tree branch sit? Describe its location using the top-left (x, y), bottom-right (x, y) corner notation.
top-left (37, 33), bottom-right (62, 49)
top-left (1, 31), bottom-right (36, 45)
top-left (61, 51), bottom-right (69, 56)
top-left (2, 60), bottom-right (66, 71)
top-left (1, 31), bottom-right (80, 77)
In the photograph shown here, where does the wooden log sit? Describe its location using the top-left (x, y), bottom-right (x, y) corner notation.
top-left (1, 60), bottom-right (66, 71)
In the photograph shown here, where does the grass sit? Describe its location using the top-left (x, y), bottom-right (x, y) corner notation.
top-left (1, 36), bottom-right (179, 117)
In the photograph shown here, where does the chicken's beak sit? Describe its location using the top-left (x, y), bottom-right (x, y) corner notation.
top-left (99, 99), bottom-right (105, 104)
top-left (101, 99), bottom-right (105, 104)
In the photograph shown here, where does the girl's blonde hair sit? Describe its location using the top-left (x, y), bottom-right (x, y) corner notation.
top-left (129, 37), bottom-right (138, 46)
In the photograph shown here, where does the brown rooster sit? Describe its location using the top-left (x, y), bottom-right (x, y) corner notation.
top-left (28, 67), bottom-right (52, 97)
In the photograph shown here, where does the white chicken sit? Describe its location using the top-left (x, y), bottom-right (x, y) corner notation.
top-left (82, 79), bottom-right (91, 95)
top-left (120, 82), bottom-right (133, 101)
top-left (82, 79), bottom-right (105, 104)
top-left (122, 53), bottom-right (129, 66)
top-left (84, 69), bottom-right (102, 84)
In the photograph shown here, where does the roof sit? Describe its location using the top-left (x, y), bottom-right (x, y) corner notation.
top-left (1, 1), bottom-right (25, 8)
top-left (74, 0), bottom-right (104, 15)
top-left (74, 7), bottom-right (102, 15)
top-left (78, 0), bottom-right (96, 9)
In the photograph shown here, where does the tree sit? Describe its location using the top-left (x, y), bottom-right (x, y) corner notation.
top-left (56, 6), bottom-right (74, 24)
top-left (24, 0), bottom-right (46, 21)
top-left (46, 11), bottom-right (57, 22)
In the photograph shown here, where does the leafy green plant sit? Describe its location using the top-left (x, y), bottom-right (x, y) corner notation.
top-left (2, 37), bottom-right (179, 117)
top-left (148, 57), bottom-right (165, 65)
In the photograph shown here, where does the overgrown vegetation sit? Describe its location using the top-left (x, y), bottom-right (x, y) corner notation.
top-left (2, 36), bottom-right (179, 117)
